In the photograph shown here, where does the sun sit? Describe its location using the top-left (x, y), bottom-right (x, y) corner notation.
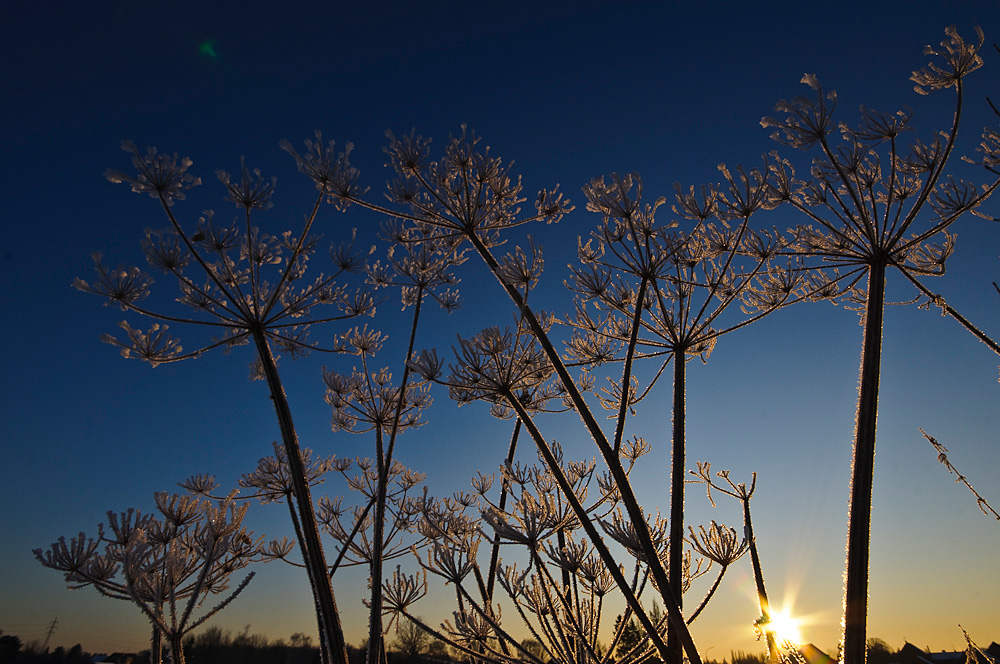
top-left (768, 608), bottom-right (803, 645)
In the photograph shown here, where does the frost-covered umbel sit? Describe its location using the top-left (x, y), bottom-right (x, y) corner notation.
top-left (80, 140), bottom-right (374, 368)
top-left (34, 492), bottom-right (263, 664)
top-left (565, 162), bottom-right (812, 662)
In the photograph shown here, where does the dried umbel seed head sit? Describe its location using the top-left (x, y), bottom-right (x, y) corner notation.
top-left (105, 141), bottom-right (201, 205)
top-left (911, 25), bottom-right (985, 95)
top-left (687, 521), bottom-right (749, 566)
top-left (382, 566), bottom-right (427, 618)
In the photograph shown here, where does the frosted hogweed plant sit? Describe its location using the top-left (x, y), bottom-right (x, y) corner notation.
top-left (34, 491), bottom-right (263, 664)
top-left (332, 225), bottom-right (464, 664)
top-left (565, 164), bottom-right (819, 661)
top-left (77, 137), bottom-right (376, 664)
top-left (760, 26), bottom-right (1000, 664)
top-left (341, 127), bottom-right (702, 664)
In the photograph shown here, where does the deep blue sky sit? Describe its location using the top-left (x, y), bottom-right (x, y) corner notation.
top-left (2, 0), bottom-right (998, 656)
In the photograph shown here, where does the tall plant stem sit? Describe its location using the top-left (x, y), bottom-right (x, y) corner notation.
top-left (466, 232), bottom-right (701, 664)
top-left (369, 290), bottom-right (424, 664)
top-left (368, 428), bottom-right (388, 664)
top-left (843, 260), bottom-right (886, 664)
top-left (666, 349), bottom-right (685, 664)
top-left (286, 492), bottom-right (331, 646)
top-left (252, 329), bottom-right (349, 664)
top-left (743, 495), bottom-right (777, 662)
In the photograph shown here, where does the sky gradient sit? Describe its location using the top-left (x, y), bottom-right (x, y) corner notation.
top-left (2, 0), bottom-right (999, 657)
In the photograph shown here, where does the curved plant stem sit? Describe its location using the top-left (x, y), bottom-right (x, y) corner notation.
top-left (686, 566), bottom-right (726, 625)
top-left (897, 268), bottom-right (1000, 356)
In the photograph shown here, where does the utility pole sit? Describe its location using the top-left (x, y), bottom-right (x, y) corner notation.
top-left (42, 618), bottom-right (58, 652)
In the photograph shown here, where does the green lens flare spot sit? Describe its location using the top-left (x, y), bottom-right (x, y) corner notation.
top-left (198, 40), bottom-right (218, 59)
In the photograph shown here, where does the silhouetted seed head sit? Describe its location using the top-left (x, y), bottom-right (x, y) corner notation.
top-left (105, 141), bottom-right (201, 205)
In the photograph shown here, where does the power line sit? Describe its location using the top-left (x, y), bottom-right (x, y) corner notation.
top-left (42, 618), bottom-right (58, 651)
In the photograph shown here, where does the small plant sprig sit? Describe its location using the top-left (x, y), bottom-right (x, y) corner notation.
top-left (690, 463), bottom-right (777, 662)
top-left (34, 492), bottom-right (264, 664)
top-left (960, 626), bottom-right (992, 664)
top-left (920, 429), bottom-right (1000, 520)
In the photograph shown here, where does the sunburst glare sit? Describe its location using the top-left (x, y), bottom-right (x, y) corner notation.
top-left (768, 607), bottom-right (803, 646)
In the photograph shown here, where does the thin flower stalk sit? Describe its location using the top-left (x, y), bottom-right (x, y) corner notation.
top-left (485, 418), bottom-right (524, 603)
top-left (685, 522), bottom-right (749, 624)
top-left (920, 429), bottom-right (999, 520)
top-left (691, 464), bottom-right (777, 662)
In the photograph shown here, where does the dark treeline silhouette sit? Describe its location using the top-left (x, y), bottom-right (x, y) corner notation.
top-left (181, 626), bottom-right (320, 664)
top-left (7, 624), bottom-right (997, 664)
top-left (0, 629), bottom-right (93, 664)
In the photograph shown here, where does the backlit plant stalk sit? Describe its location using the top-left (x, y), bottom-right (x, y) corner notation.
top-left (567, 166), bottom-right (808, 661)
top-left (760, 26), bottom-right (999, 664)
top-left (79, 138), bottom-right (374, 664)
